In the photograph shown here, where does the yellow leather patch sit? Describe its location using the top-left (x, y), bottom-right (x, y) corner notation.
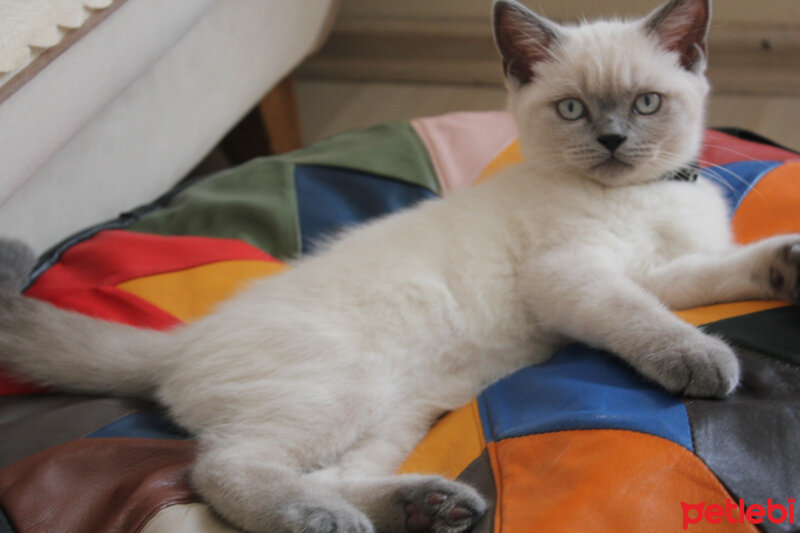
top-left (675, 300), bottom-right (788, 326)
top-left (117, 260), bottom-right (287, 322)
top-left (476, 141), bottom-right (524, 184)
top-left (398, 400), bottom-right (485, 479)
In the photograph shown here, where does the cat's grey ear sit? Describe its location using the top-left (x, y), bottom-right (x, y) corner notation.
top-left (645, 0), bottom-right (711, 73)
top-left (492, 0), bottom-right (561, 87)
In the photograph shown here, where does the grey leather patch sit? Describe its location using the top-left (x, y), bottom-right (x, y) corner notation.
top-left (0, 394), bottom-right (148, 468)
top-left (703, 306), bottom-right (800, 367)
top-left (685, 347), bottom-right (800, 533)
top-left (457, 449), bottom-right (496, 533)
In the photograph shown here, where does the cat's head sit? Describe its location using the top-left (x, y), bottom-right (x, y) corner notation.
top-left (493, 0), bottom-right (711, 186)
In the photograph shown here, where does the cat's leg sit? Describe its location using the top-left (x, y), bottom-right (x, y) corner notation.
top-left (307, 418), bottom-right (487, 532)
top-left (523, 254), bottom-right (740, 397)
top-left (638, 234), bottom-right (800, 309)
top-left (190, 439), bottom-right (373, 533)
top-left (310, 471), bottom-right (487, 533)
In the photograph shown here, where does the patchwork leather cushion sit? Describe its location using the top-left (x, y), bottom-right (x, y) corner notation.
top-left (0, 112), bottom-right (798, 532)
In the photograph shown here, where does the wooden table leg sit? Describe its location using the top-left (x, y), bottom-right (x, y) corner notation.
top-left (259, 75), bottom-right (303, 154)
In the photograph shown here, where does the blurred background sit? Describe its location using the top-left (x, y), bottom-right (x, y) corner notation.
top-left (297, 0), bottom-right (800, 147)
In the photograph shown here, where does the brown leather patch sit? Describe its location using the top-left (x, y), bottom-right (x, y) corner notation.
top-left (0, 438), bottom-right (199, 533)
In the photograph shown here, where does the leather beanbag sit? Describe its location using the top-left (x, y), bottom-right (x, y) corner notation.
top-left (1, 112), bottom-right (798, 533)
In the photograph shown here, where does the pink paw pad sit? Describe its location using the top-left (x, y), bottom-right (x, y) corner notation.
top-left (404, 486), bottom-right (483, 533)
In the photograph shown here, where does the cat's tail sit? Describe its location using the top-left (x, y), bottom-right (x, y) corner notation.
top-left (0, 238), bottom-right (36, 293)
top-left (0, 238), bottom-right (173, 397)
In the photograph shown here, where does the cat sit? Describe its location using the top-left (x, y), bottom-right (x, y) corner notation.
top-left (1, 0), bottom-right (799, 531)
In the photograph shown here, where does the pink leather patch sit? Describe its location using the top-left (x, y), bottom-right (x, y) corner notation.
top-left (411, 112), bottom-right (518, 194)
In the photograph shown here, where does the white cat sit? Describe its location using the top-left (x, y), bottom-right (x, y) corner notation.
top-left (1, 0), bottom-right (798, 532)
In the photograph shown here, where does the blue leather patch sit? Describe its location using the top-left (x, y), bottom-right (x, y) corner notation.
top-left (478, 345), bottom-right (694, 450)
top-left (86, 412), bottom-right (190, 440)
top-left (294, 164), bottom-right (437, 253)
top-left (702, 161), bottom-right (782, 213)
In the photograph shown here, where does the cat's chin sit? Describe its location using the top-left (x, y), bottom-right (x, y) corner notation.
top-left (584, 158), bottom-right (643, 187)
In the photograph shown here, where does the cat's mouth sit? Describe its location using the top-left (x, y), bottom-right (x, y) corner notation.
top-left (591, 157), bottom-right (633, 173)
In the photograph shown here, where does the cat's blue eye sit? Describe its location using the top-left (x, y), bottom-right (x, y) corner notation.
top-left (633, 92), bottom-right (662, 115)
top-left (556, 98), bottom-right (587, 121)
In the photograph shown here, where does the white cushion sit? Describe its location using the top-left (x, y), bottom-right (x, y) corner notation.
top-left (0, 0), bottom-right (338, 252)
top-left (0, 0), bottom-right (218, 206)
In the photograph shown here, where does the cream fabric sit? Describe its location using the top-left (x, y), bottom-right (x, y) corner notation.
top-left (0, 0), bottom-right (113, 73)
top-left (140, 503), bottom-right (239, 533)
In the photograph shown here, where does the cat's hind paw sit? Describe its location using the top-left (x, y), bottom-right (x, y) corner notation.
top-left (402, 478), bottom-right (486, 533)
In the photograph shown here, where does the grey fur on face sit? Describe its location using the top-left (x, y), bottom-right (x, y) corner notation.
top-left (553, 90), bottom-right (680, 178)
top-left (0, 239), bottom-right (36, 293)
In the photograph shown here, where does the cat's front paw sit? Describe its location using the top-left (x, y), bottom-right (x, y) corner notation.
top-left (402, 477), bottom-right (486, 533)
top-left (637, 331), bottom-right (740, 398)
top-left (763, 235), bottom-right (800, 303)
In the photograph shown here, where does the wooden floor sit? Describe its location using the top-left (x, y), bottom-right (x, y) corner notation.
top-left (296, 80), bottom-right (800, 150)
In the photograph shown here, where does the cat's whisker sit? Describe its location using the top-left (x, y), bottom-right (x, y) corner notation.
top-left (703, 142), bottom-right (790, 164)
top-left (704, 167), bottom-right (769, 204)
top-left (695, 159), bottom-right (751, 186)
top-left (700, 170), bottom-right (745, 200)
top-left (655, 150), bottom-right (770, 204)
top-left (688, 155), bottom-right (768, 199)
top-left (696, 152), bottom-right (786, 204)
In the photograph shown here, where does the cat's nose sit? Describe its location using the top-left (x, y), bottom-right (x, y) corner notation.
top-left (597, 134), bottom-right (627, 153)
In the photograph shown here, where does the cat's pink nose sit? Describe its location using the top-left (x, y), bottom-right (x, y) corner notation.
top-left (597, 134), bottom-right (627, 153)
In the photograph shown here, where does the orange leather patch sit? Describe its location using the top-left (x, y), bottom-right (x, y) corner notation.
top-left (732, 162), bottom-right (800, 244)
top-left (398, 400), bottom-right (485, 479)
top-left (487, 430), bottom-right (758, 533)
